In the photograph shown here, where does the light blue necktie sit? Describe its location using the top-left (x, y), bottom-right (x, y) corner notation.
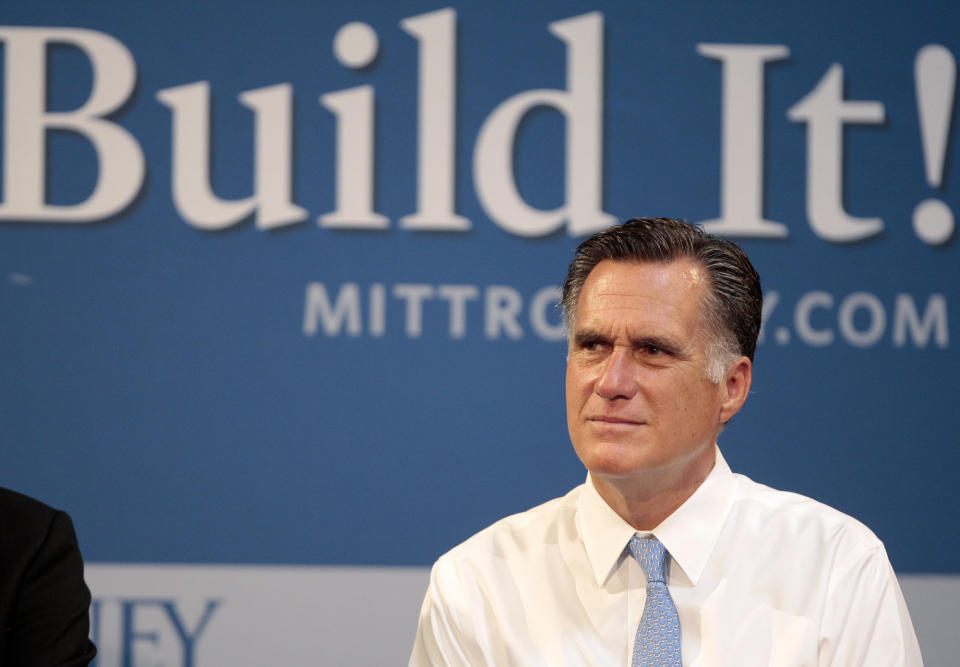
top-left (628, 535), bottom-right (682, 666)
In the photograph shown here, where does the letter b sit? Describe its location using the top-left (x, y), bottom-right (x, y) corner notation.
top-left (0, 27), bottom-right (144, 221)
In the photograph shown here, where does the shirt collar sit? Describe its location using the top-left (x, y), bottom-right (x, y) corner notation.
top-left (577, 446), bottom-right (737, 587)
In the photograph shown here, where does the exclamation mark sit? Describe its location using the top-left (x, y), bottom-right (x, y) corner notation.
top-left (913, 44), bottom-right (956, 245)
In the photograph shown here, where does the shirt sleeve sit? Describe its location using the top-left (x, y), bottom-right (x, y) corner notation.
top-left (409, 557), bottom-right (495, 667)
top-left (818, 544), bottom-right (923, 667)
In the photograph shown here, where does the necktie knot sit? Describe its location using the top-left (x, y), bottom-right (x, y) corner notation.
top-left (628, 535), bottom-right (667, 584)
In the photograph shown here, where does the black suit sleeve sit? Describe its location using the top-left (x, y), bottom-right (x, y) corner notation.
top-left (0, 491), bottom-right (97, 666)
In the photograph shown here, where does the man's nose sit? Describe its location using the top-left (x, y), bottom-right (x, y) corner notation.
top-left (595, 347), bottom-right (638, 400)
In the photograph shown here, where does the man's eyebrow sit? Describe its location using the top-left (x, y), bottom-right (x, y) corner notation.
top-left (572, 329), bottom-right (607, 346)
top-left (629, 335), bottom-right (682, 354)
top-left (572, 330), bottom-right (685, 354)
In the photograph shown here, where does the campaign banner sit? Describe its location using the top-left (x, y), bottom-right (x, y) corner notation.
top-left (85, 564), bottom-right (428, 665)
top-left (2, 0), bottom-right (958, 662)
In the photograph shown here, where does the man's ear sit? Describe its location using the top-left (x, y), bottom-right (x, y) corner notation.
top-left (719, 356), bottom-right (752, 423)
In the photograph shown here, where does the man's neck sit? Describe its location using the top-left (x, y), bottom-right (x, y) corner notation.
top-left (590, 448), bottom-right (716, 530)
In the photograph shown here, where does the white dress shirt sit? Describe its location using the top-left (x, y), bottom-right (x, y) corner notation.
top-left (410, 448), bottom-right (922, 666)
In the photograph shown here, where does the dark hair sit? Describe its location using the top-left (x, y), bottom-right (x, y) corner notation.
top-left (561, 218), bottom-right (762, 374)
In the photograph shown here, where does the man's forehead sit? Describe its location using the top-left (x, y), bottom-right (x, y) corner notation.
top-left (569, 261), bottom-right (705, 337)
top-left (579, 259), bottom-right (708, 303)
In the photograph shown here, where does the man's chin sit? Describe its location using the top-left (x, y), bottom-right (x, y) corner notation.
top-left (577, 439), bottom-right (703, 479)
top-left (589, 461), bottom-right (659, 480)
top-left (578, 448), bottom-right (665, 479)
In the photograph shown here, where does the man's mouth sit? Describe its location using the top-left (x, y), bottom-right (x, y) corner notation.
top-left (588, 416), bottom-right (645, 425)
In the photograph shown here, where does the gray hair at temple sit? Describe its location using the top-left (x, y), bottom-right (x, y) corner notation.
top-left (561, 218), bottom-right (763, 384)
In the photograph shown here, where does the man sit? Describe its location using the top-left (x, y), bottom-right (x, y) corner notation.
top-left (409, 218), bottom-right (922, 666)
top-left (0, 488), bottom-right (97, 665)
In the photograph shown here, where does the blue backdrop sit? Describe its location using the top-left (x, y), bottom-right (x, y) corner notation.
top-left (2, 0), bottom-right (957, 577)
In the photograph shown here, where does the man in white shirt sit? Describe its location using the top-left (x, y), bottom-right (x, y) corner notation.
top-left (409, 218), bottom-right (922, 666)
